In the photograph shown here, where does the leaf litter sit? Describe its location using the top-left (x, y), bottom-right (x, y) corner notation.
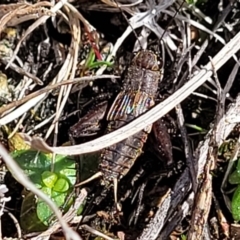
top-left (0, 0), bottom-right (240, 239)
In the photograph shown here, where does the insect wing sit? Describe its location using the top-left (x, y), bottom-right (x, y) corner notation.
top-left (107, 91), bottom-right (154, 121)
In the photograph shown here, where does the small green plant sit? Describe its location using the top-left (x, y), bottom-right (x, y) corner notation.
top-left (86, 48), bottom-right (114, 70)
top-left (228, 157), bottom-right (240, 221)
top-left (11, 150), bottom-right (76, 231)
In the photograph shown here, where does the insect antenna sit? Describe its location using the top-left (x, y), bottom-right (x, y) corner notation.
top-left (158, 0), bottom-right (186, 43)
top-left (161, 0), bottom-right (185, 78)
top-left (113, 0), bottom-right (144, 50)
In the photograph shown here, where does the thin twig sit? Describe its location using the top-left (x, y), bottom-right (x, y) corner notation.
top-left (1, 59), bottom-right (43, 85)
top-left (6, 210), bottom-right (22, 238)
top-left (175, 104), bottom-right (196, 192)
top-left (81, 224), bottom-right (116, 240)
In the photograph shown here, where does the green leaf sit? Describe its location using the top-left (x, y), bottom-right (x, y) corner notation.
top-left (77, 199), bottom-right (86, 216)
top-left (53, 177), bottom-right (69, 193)
top-left (42, 171), bottom-right (58, 188)
top-left (85, 48), bottom-right (95, 67)
top-left (11, 150), bottom-right (76, 187)
top-left (53, 154), bottom-right (76, 185)
top-left (236, 158), bottom-right (240, 171)
top-left (88, 60), bottom-right (114, 70)
top-left (185, 123), bottom-right (207, 133)
top-left (11, 150), bottom-right (49, 187)
top-left (229, 170), bottom-right (240, 185)
top-left (36, 189), bottom-right (69, 226)
top-left (36, 187), bottom-right (52, 226)
top-left (37, 200), bottom-right (52, 226)
top-left (232, 185), bottom-right (240, 221)
top-left (51, 190), bottom-right (68, 207)
top-left (20, 192), bottom-right (47, 232)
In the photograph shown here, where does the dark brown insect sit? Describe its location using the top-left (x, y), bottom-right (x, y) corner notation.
top-left (72, 50), bottom-right (166, 209)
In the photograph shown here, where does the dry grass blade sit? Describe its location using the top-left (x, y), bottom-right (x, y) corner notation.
top-left (0, 94), bottom-right (45, 126)
top-left (101, 0), bottom-right (142, 8)
top-left (0, 3), bottom-right (28, 17)
top-left (109, 1), bottom-right (177, 57)
top-left (0, 0), bottom-right (102, 130)
top-left (0, 4), bottom-right (26, 31)
top-left (22, 30), bottom-right (240, 155)
top-left (0, 34), bottom-right (107, 126)
top-left (6, 0), bottom-right (68, 69)
top-left (0, 75), bottom-right (118, 118)
top-left (0, 2), bottom-right (53, 29)
top-left (1, 59), bottom-right (43, 85)
top-left (164, 10), bottom-right (226, 45)
top-left (100, 0), bottom-right (142, 14)
top-left (45, 4), bottom-right (81, 141)
top-left (65, 2), bottom-right (98, 33)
